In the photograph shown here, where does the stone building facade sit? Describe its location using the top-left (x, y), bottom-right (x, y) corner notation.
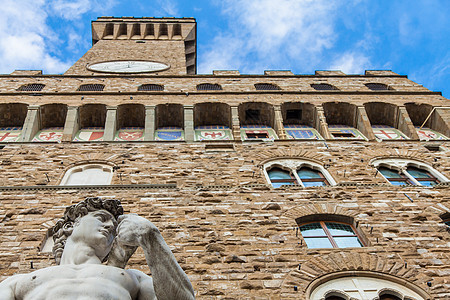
top-left (0, 17), bottom-right (449, 299)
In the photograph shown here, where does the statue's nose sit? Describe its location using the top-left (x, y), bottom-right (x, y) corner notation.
top-left (104, 221), bottom-right (114, 230)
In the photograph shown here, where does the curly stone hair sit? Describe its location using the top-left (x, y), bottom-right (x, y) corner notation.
top-left (52, 197), bottom-right (124, 264)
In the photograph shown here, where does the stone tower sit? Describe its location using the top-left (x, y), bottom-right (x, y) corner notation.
top-left (65, 17), bottom-right (197, 75)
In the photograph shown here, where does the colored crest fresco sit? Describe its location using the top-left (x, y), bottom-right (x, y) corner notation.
top-left (240, 125), bottom-right (278, 140)
top-left (155, 127), bottom-right (184, 141)
top-left (32, 127), bottom-right (64, 142)
top-left (284, 125), bottom-right (322, 140)
top-left (195, 125), bottom-right (232, 141)
top-left (328, 125), bottom-right (367, 140)
top-left (115, 127), bottom-right (144, 141)
top-left (73, 127), bottom-right (104, 141)
top-left (0, 127), bottom-right (22, 142)
top-left (415, 127), bottom-right (448, 140)
top-left (372, 125), bottom-right (408, 140)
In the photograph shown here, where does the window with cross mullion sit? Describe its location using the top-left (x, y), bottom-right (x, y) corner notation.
top-left (297, 167), bottom-right (329, 187)
top-left (378, 167), bottom-right (413, 186)
top-left (268, 167), bottom-right (297, 188)
top-left (405, 166), bottom-right (439, 186)
top-left (299, 221), bottom-right (363, 248)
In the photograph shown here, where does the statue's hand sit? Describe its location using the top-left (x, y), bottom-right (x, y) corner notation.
top-left (116, 214), bottom-right (159, 247)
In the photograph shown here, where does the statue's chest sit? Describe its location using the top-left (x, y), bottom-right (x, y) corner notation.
top-left (17, 265), bottom-right (139, 295)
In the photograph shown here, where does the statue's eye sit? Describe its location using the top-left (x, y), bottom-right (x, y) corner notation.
top-left (95, 214), bottom-right (107, 222)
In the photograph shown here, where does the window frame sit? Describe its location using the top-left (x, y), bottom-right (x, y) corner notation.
top-left (378, 166), bottom-right (414, 186)
top-left (297, 166), bottom-right (330, 187)
top-left (60, 163), bottom-right (113, 186)
top-left (267, 167), bottom-right (298, 188)
top-left (299, 221), bottom-right (364, 249)
top-left (263, 159), bottom-right (336, 188)
top-left (373, 158), bottom-right (447, 187)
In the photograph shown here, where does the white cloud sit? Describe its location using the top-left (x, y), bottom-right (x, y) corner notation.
top-left (199, 0), bottom-right (339, 73)
top-left (0, 0), bottom-right (70, 74)
top-left (0, 0), bottom-right (119, 74)
top-left (50, 0), bottom-right (118, 20)
top-left (156, 0), bottom-right (179, 16)
top-left (330, 52), bottom-right (371, 74)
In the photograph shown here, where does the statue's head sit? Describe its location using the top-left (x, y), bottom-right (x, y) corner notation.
top-left (52, 197), bottom-right (124, 264)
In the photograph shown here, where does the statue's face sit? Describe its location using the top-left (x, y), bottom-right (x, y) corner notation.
top-left (71, 210), bottom-right (117, 260)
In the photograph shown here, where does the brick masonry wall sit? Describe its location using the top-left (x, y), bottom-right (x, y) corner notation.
top-left (0, 142), bottom-right (449, 299)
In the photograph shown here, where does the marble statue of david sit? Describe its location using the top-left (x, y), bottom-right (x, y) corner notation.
top-left (0, 197), bottom-right (195, 299)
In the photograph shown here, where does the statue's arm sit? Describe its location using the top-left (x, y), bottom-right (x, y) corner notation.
top-left (0, 275), bottom-right (21, 299)
top-left (115, 215), bottom-right (195, 300)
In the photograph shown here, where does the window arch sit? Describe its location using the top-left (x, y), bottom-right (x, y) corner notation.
top-left (60, 163), bottom-right (113, 185)
top-left (263, 159), bottom-right (336, 188)
top-left (373, 158), bottom-right (448, 186)
top-left (308, 272), bottom-right (428, 300)
top-left (196, 83), bottom-right (222, 91)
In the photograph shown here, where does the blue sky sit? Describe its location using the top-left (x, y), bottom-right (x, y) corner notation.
top-left (0, 0), bottom-right (449, 97)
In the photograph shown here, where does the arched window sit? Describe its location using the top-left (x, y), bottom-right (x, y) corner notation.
top-left (379, 293), bottom-right (402, 300)
top-left (378, 167), bottom-right (413, 186)
top-left (196, 83), bottom-right (222, 91)
top-left (365, 83), bottom-right (391, 90)
top-left (311, 83), bottom-right (338, 90)
top-left (138, 84), bottom-right (164, 91)
top-left (373, 158), bottom-right (447, 187)
top-left (405, 166), bottom-right (439, 186)
top-left (325, 296), bottom-right (346, 300)
top-left (17, 83), bottom-right (45, 92)
top-left (297, 167), bottom-right (329, 187)
top-left (254, 83), bottom-right (281, 90)
top-left (77, 84), bottom-right (105, 91)
top-left (60, 164), bottom-right (113, 185)
top-left (441, 212), bottom-right (450, 228)
top-left (309, 273), bottom-right (428, 300)
top-left (299, 221), bottom-right (363, 248)
top-left (263, 159), bottom-right (335, 188)
top-left (267, 167), bottom-right (297, 188)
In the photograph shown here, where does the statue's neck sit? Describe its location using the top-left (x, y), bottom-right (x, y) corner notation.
top-left (60, 238), bottom-right (103, 265)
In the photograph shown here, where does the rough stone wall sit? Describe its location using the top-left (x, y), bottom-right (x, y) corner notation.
top-left (0, 69), bottom-right (449, 299)
top-left (0, 74), bottom-right (439, 94)
top-left (0, 142), bottom-right (449, 299)
top-left (64, 40), bottom-right (188, 76)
